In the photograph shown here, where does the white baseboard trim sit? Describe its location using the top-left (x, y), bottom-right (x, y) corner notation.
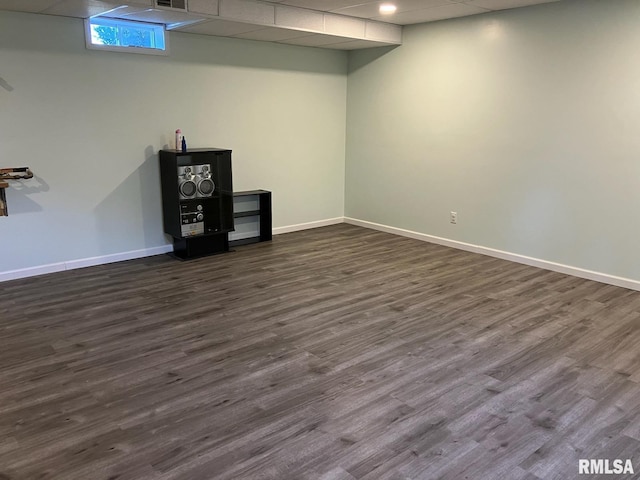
top-left (0, 217), bottom-right (345, 283)
top-left (273, 217), bottom-right (345, 235)
top-left (345, 217), bottom-right (640, 292)
top-left (0, 245), bottom-right (173, 283)
top-left (65, 245), bottom-right (173, 270)
top-left (8, 216), bottom-right (636, 292)
top-left (0, 262), bottom-right (67, 283)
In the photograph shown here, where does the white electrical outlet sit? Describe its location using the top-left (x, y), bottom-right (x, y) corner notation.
top-left (450, 211), bottom-right (457, 224)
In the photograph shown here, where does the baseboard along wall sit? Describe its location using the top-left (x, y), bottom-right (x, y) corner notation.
top-left (344, 217), bottom-right (640, 292)
top-left (3, 216), bottom-right (639, 292)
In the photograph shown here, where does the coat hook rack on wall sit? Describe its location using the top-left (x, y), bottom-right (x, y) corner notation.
top-left (0, 167), bottom-right (34, 216)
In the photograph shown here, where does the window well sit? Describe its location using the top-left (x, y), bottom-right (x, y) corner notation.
top-left (85, 17), bottom-right (167, 55)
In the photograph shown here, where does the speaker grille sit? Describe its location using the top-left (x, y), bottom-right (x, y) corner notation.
top-left (198, 179), bottom-right (215, 196)
top-left (180, 180), bottom-right (196, 197)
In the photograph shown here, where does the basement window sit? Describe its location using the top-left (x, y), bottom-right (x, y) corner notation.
top-left (85, 17), bottom-right (168, 55)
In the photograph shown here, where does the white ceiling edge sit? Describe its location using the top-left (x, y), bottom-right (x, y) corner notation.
top-left (0, 0), bottom-right (401, 49)
top-left (0, 0), bottom-right (565, 49)
top-left (179, 0), bottom-right (402, 45)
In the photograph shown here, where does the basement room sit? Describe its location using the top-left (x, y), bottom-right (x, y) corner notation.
top-left (2, 0), bottom-right (640, 478)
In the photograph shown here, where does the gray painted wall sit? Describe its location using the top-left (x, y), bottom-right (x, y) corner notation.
top-left (346, 0), bottom-right (640, 281)
top-left (4, 0), bottom-right (640, 283)
top-left (0, 11), bottom-right (347, 273)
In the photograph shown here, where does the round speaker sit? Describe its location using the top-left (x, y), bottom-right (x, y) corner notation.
top-left (198, 178), bottom-right (215, 196)
top-left (179, 180), bottom-right (197, 198)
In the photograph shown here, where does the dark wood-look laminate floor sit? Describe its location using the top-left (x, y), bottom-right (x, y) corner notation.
top-left (2, 224), bottom-right (640, 479)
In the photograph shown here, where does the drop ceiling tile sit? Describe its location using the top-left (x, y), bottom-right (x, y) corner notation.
top-left (463, 0), bottom-right (560, 9)
top-left (188, 0), bottom-right (219, 16)
top-left (175, 18), bottom-right (263, 35)
top-left (329, 3), bottom-right (380, 20)
top-left (372, 2), bottom-right (489, 24)
top-left (0, 0), bottom-right (61, 13)
top-left (278, 32), bottom-right (351, 46)
top-left (275, 5), bottom-right (324, 31)
top-left (365, 20), bottom-right (401, 42)
top-left (107, 0), bottom-right (152, 5)
top-left (116, 8), bottom-right (200, 24)
top-left (41, 0), bottom-right (123, 17)
top-left (332, 0), bottom-right (460, 19)
top-left (219, 0), bottom-right (274, 25)
top-left (324, 14), bottom-right (365, 38)
top-left (233, 25), bottom-right (313, 40)
top-left (108, 0), bottom-right (152, 5)
top-left (279, 0), bottom-right (379, 12)
top-left (327, 38), bottom-right (396, 49)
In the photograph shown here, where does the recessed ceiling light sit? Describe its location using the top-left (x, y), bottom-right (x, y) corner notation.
top-left (379, 3), bottom-right (397, 14)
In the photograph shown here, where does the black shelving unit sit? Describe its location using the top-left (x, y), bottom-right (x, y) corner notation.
top-left (159, 148), bottom-right (234, 259)
top-left (229, 190), bottom-right (272, 247)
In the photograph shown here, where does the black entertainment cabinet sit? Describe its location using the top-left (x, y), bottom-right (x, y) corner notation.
top-left (159, 148), bottom-right (234, 259)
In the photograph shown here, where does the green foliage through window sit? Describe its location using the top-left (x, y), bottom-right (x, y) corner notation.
top-left (93, 25), bottom-right (117, 46)
top-left (87, 18), bottom-right (166, 52)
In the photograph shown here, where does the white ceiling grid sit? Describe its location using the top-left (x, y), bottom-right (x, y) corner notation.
top-left (0, 0), bottom-right (562, 49)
